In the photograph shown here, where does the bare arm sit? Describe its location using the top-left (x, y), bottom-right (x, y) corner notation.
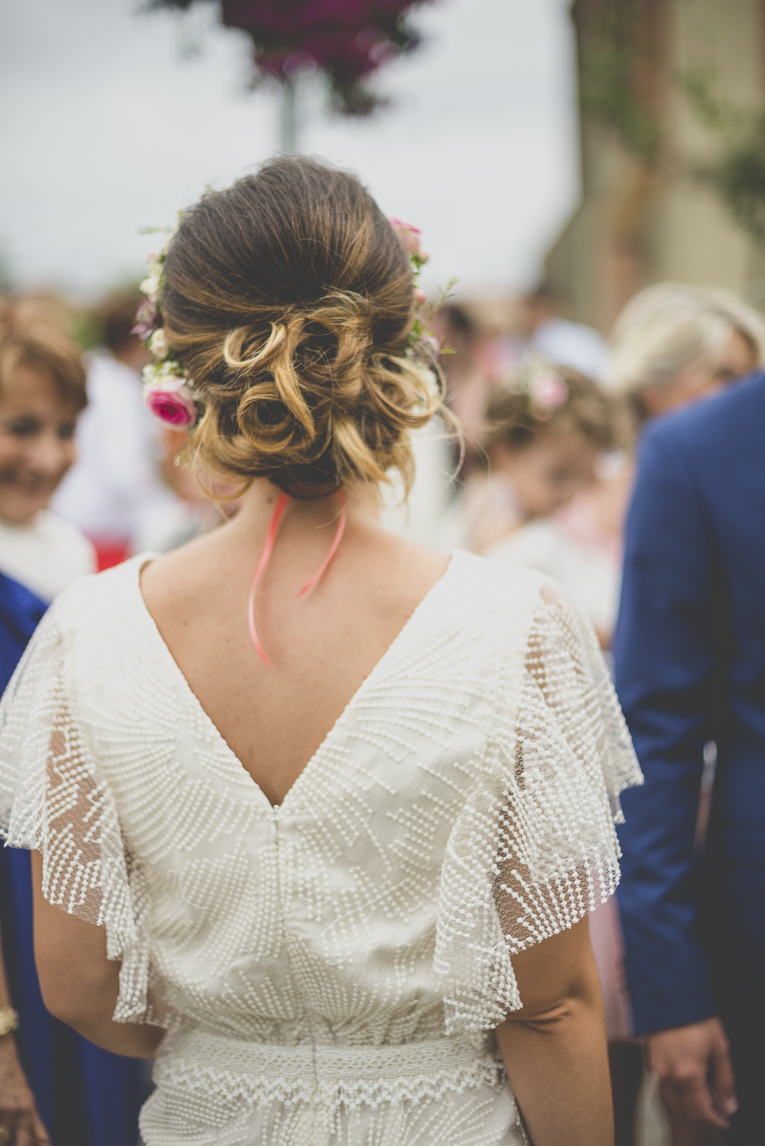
top-left (30, 852), bottom-right (164, 1059)
top-left (495, 918), bottom-right (613, 1146)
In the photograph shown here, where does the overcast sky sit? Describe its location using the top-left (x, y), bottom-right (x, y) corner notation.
top-left (0, 0), bottom-right (579, 299)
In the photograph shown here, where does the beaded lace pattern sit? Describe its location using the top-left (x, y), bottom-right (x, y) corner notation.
top-left (0, 551), bottom-right (641, 1145)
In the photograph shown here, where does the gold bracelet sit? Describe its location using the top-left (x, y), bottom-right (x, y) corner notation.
top-left (0, 1006), bottom-right (19, 1037)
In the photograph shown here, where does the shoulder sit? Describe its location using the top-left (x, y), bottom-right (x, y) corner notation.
top-left (632, 374), bottom-right (765, 515)
top-left (447, 549), bottom-right (564, 649)
top-left (450, 548), bottom-right (549, 599)
top-left (50, 555), bottom-right (147, 640)
top-left (450, 547), bottom-right (583, 620)
top-left (486, 519), bottom-right (562, 567)
top-left (641, 373), bottom-right (765, 461)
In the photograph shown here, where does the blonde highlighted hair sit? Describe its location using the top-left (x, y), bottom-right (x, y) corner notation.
top-left (160, 157), bottom-right (442, 498)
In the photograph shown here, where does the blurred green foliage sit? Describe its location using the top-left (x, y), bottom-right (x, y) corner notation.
top-left (68, 307), bottom-right (104, 351)
top-left (575, 0), bottom-right (660, 159)
top-left (684, 68), bottom-right (765, 241)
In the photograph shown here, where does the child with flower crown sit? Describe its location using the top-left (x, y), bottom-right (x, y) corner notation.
top-left (0, 158), bottom-right (640, 1146)
top-left (452, 357), bottom-right (613, 560)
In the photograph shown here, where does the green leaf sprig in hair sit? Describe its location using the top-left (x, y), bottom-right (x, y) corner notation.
top-left (387, 217), bottom-right (453, 409)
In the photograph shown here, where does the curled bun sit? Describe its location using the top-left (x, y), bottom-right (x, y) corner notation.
top-left (160, 157), bottom-right (441, 497)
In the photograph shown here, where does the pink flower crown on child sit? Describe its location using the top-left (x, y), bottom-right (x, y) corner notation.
top-left (135, 211), bottom-right (443, 431)
top-left (505, 355), bottom-right (569, 414)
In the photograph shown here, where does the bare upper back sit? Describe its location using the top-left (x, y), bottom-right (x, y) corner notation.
top-left (140, 489), bottom-right (449, 807)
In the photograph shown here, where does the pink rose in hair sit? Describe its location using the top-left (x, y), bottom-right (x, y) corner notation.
top-left (144, 379), bottom-right (198, 429)
top-left (388, 217), bottom-right (429, 263)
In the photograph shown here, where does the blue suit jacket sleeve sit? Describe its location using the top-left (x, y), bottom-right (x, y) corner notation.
top-left (614, 424), bottom-right (717, 1034)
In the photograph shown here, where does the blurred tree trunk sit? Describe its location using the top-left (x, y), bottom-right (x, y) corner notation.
top-left (546, 0), bottom-right (765, 332)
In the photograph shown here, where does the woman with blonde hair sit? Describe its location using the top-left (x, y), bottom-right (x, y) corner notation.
top-left (609, 282), bottom-right (765, 431)
top-left (547, 281), bottom-right (765, 648)
top-left (0, 158), bottom-right (641, 1145)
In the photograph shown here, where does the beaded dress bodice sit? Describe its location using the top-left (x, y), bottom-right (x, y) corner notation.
top-left (0, 552), bottom-right (641, 1145)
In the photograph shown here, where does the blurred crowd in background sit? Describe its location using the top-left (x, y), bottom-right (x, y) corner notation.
top-left (3, 274), bottom-right (762, 630)
top-left (1, 252), bottom-right (764, 1146)
top-left (10, 266), bottom-right (765, 1128)
top-left (4, 2), bottom-right (765, 1146)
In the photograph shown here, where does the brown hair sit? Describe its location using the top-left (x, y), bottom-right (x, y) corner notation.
top-left (0, 296), bottom-right (87, 412)
top-left (99, 290), bottom-right (145, 355)
top-left (486, 361), bottom-right (613, 452)
top-left (160, 157), bottom-right (441, 497)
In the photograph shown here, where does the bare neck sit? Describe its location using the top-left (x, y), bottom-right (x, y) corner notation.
top-left (229, 479), bottom-right (381, 546)
top-left (138, 475), bottom-right (448, 806)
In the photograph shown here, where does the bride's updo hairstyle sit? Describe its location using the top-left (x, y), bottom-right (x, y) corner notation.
top-left (160, 157), bottom-right (440, 497)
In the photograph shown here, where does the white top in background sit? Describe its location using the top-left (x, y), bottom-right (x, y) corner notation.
top-left (530, 318), bottom-right (610, 384)
top-left (0, 510), bottom-right (96, 602)
top-left (52, 352), bottom-right (180, 546)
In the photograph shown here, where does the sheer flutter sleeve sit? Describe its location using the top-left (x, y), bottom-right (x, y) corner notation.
top-left (434, 579), bottom-right (642, 1034)
top-left (0, 591), bottom-right (156, 1024)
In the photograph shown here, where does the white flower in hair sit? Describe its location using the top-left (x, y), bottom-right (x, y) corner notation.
top-left (140, 255), bottom-right (163, 302)
top-left (410, 362), bottom-right (441, 410)
top-left (149, 328), bottom-right (169, 359)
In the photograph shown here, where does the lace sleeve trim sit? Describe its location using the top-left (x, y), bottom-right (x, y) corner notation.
top-left (0, 596), bottom-right (159, 1024)
top-left (434, 579), bottom-right (642, 1034)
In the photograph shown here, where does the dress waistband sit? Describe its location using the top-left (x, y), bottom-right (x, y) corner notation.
top-left (155, 1027), bottom-right (506, 1110)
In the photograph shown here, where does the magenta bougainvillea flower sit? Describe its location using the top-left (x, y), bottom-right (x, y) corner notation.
top-left (152, 0), bottom-right (431, 114)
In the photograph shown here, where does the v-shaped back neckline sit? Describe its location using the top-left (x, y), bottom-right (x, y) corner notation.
top-left (129, 551), bottom-right (462, 814)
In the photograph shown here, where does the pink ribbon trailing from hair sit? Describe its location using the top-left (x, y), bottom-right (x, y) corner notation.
top-left (247, 490), bottom-right (346, 667)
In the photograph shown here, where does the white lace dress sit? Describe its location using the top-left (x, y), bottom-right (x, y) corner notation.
top-left (0, 551), bottom-right (641, 1146)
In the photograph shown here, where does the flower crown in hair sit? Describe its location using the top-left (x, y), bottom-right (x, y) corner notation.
top-left (135, 210), bottom-right (444, 431)
top-left (135, 212), bottom-right (202, 431)
top-left (388, 218), bottom-right (444, 406)
top-left (505, 355), bottom-right (569, 415)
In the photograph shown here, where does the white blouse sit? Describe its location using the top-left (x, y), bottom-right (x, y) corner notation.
top-left (0, 510), bottom-right (96, 601)
top-left (0, 551), bottom-right (641, 1145)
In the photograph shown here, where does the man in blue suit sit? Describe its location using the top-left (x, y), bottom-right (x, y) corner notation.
top-left (615, 373), bottom-right (765, 1142)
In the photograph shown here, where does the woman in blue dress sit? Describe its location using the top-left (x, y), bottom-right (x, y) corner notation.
top-left (0, 300), bottom-right (148, 1145)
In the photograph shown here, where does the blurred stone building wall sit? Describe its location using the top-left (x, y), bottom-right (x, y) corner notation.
top-left (547, 0), bottom-right (765, 332)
